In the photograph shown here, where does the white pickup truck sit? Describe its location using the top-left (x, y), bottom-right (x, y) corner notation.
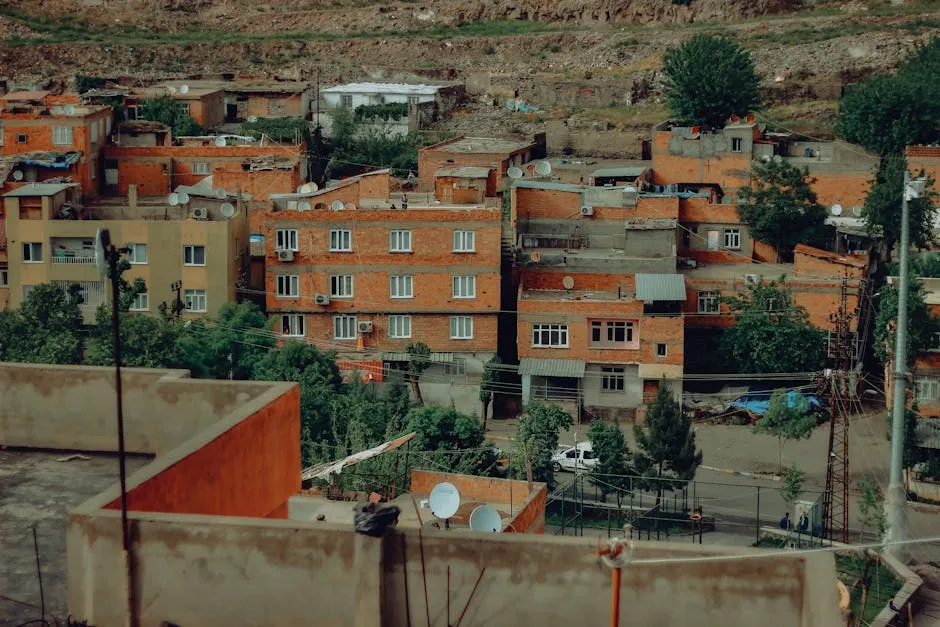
top-left (551, 442), bottom-right (598, 473)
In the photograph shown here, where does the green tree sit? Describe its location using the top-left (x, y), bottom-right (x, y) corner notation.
top-left (633, 384), bottom-right (702, 502)
top-left (479, 355), bottom-right (503, 432)
top-left (588, 420), bottom-right (634, 509)
top-left (326, 106), bottom-right (426, 178)
top-left (862, 155), bottom-right (936, 258)
top-left (405, 406), bottom-right (494, 475)
top-left (4, 283), bottom-right (85, 364)
top-left (873, 276), bottom-right (937, 366)
top-left (404, 342), bottom-right (431, 406)
top-left (778, 465), bottom-right (804, 512)
top-left (85, 314), bottom-right (188, 368)
top-left (383, 380), bottom-right (413, 437)
top-left (718, 280), bottom-right (826, 374)
top-left (662, 34), bottom-right (761, 128)
top-left (857, 477), bottom-right (888, 540)
top-left (515, 402), bottom-right (574, 488)
top-left (139, 95), bottom-right (203, 136)
top-left (737, 160), bottom-right (828, 261)
top-left (183, 302), bottom-right (274, 380)
top-left (753, 389), bottom-right (815, 474)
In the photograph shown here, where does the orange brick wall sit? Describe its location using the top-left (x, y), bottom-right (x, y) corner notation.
top-left (245, 93), bottom-right (306, 118)
top-left (810, 171), bottom-right (873, 208)
top-left (679, 196), bottom-right (740, 223)
top-left (651, 131), bottom-right (751, 191)
top-left (185, 92), bottom-right (226, 130)
top-left (435, 176), bottom-right (486, 204)
top-left (418, 140), bottom-right (534, 193)
top-left (907, 147), bottom-right (940, 194)
top-left (514, 188), bottom-right (678, 223)
top-left (106, 385), bottom-right (301, 518)
top-left (793, 245), bottom-right (867, 279)
top-left (752, 240), bottom-right (777, 262)
top-left (520, 270), bottom-right (634, 293)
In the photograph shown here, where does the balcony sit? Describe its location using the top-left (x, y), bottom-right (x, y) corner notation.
top-left (51, 237), bottom-right (96, 265)
top-left (51, 254), bottom-right (97, 264)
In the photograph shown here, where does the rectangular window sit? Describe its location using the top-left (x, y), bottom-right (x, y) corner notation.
top-left (129, 292), bottom-right (149, 312)
top-left (389, 275), bottom-right (413, 299)
top-left (281, 314), bottom-right (305, 337)
top-left (443, 359), bottom-right (467, 376)
top-left (276, 229), bottom-right (299, 251)
top-left (408, 96), bottom-right (420, 105)
top-left (656, 343), bottom-right (668, 358)
top-left (22, 242), bottom-right (43, 263)
top-left (724, 228), bottom-right (741, 250)
top-left (52, 126), bottom-right (73, 145)
top-left (340, 94), bottom-right (353, 109)
top-left (916, 378), bottom-right (940, 402)
top-left (0, 269), bottom-right (8, 287)
top-left (532, 323), bottom-right (569, 348)
top-left (191, 162), bottom-right (211, 175)
top-left (590, 320), bottom-right (635, 347)
top-left (126, 243), bottom-right (147, 264)
top-left (601, 367), bottom-right (625, 392)
top-left (334, 315), bottom-right (357, 340)
top-left (90, 122), bottom-right (98, 144)
top-left (706, 230), bottom-right (720, 251)
top-left (184, 289), bottom-right (207, 313)
top-left (731, 137), bottom-right (743, 153)
top-left (697, 290), bottom-right (720, 314)
top-left (183, 245), bottom-right (206, 266)
top-left (450, 316), bottom-right (473, 339)
top-left (276, 275), bottom-right (299, 298)
top-left (389, 230), bottom-right (412, 252)
top-left (453, 230), bottom-right (476, 253)
top-left (17, 134), bottom-right (28, 144)
top-left (388, 314), bottom-right (412, 339)
top-left (330, 229), bottom-right (352, 252)
top-left (452, 275), bottom-right (476, 299)
top-left (330, 275), bottom-right (353, 298)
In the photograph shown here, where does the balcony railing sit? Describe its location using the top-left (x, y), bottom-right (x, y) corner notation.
top-left (51, 255), bottom-right (97, 265)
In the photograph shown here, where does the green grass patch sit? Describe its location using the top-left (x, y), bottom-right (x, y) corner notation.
top-left (747, 22), bottom-right (882, 45)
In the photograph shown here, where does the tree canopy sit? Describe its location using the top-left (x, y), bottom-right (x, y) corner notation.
top-left (588, 420), bottom-right (634, 508)
top-left (633, 384), bottom-right (702, 495)
top-left (515, 402), bottom-right (573, 488)
top-left (873, 275), bottom-right (937, 366)
top-left (0, 283), bottom-right (84, 364)
top-left (139, 96), bottom-right (203, 137)
top-left (662, 34), bottom-right (761, 128)
top-left (404, 406), bottom-right (496, 474)
top-left (753, 390), bottom-right (816, 474)
top-left (862, 154), bottom-right (937, 257)
top-left (327, 107), bottom-right (428, 178)
top-left (736, 160), bottom-right (828, 260)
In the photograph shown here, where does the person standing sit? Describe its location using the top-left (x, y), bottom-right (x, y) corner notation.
top-left (780, 512), bottom-right (791, 530)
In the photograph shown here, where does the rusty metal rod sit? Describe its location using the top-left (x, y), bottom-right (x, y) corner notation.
top-left (454, 567), bottom-right (486, 627)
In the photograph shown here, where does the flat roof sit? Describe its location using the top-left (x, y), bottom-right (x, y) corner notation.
top-left (321, 82), bottom-right (441, 95)
top-left (434, 166), bottom-right (492, 179)
top-left (4, 183), bottom-right (76, 197)
top-left (429, 136), bottom-right (534, 155)
top-left (591, 167), bottom-right (648, 179)
top-left (1, 90), bottom-right (50, 101)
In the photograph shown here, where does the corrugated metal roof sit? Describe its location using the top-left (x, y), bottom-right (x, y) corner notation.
top-left (518, 358), bottom-right (586, 378)
top-left (382, 352), bottom-right (455, 363)
top-left (590, 167), bottom-right (647, 179)
top-left (916, 418), bottom-right (940, 450)
top-left (635, 273), bottom-right (687, 302)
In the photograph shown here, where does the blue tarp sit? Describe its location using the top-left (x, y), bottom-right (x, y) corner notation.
top-left (729, 389), bottom-right (822, 416)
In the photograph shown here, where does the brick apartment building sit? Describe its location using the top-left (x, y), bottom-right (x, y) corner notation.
top-left (418, 134), bottom-right (546, 194)
top-left (262, 170), bottom-right (501, 388)
top-left (126, 83), bottom-right (226, 130)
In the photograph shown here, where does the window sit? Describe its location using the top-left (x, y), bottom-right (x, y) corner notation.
top-left (452, 275), bottom-right (476, 298)
top-left (281, 314), bottom-right (305, 337)
top-left (340, 94), bottom-right (353, 109)
top-left (389, 230), bottom-right (412, 252)
top-left (276, 229), bottom-right (299, 251)
top-left (532, 324), bottom-right (569, 348)
top-left (916, 378), bottom-right (940, 402)
top-left (334, 315), bottom-right (357, 340)
top-left (724, 228), bottom-right (741, 250)
top-left (129, 292), bottom-right (149, 312)
top-left (706, 230), bottom-right (720, 251)
top-left (126, 243), bottom-right (147, 264)
top-left (183, 245), bottom-right (206, 266)
top-left (17, 134), bottom-right (27, 144)
top-left (184, 289), bottom-right (207, 313)
top-left (443, 359), bottom-right (467, 376)
top-left (90, 122), bottom-right (98, 144)
top-left (192, 162), bottom-right (211, 175)
top-left (330, 229), bottom-right (352, 252)
top-left (656, 343), bottom-right (667, 358)
top-left (388, 315), bottom-right (412, 339)
top-left (590, 320), bottom-right (635, 347)
top-left (450, 316), bottom-right (473, 339)
top-left (697, 290), bottom-right (720, 314)
top-left (453, 230), bottom-right (476, 253)
top-left (601, 367), bottom-right (625, 392)
top-left (22, 242), bottom-right (42, 263)
top-left (731, 137), bottom-right (743, 153)
top-left (0, 269), bottom-right (8, 287)
top-left (52, 126), bottom-right (73, 145)
top-left (408, 96), bottom-right (420, 105)
top-left (0, 121), bottom-right (3, 146)
top-left (276, 275), bottom-right (300, 298)
top-left (389, 275), bottom-right (413, 299)
top-left (330, 275), bottom-right (353, 298)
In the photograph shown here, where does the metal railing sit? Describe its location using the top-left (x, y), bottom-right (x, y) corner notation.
top-left (51, 255), bottom-right (97, 265)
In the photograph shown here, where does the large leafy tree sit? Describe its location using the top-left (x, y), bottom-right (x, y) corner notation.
top-left (753, 390), bottom-right (815, 474)
top-left (86, 313), bottom-right (188, 368)
top-left (183, 302), bottom-right (274, 380)
top-left (515, 402), bottom-right (574, 488)
top-left (0, 283), bottom-right (85, 364)
top-left (718, 280), bottom-right (826, 373)
top-left (139, 95), bottom-right (204, 136)
top-left (633, 384), bottom-right (702, 502)
top-left (737, 160), bottom-right (828, 261)
top-left (404, 406), bottom-right (495, 475)
top-left (862, 155), bottom-right (936, 258)
top-left (588, 420), bottom-right (634, 509)
top-left (873, 276), bottom-right (937, 367)
top-left (662, 34), bottom-right (761, 128)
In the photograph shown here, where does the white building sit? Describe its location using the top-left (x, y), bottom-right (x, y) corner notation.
top-left (316, 82), bottom-right (459, 138)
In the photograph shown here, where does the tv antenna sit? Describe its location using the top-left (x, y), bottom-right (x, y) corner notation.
top-left (428, 482), bottom-right (460, 529)
top-left (468, 505), bottom-right (502, 533)
top-left (507, 166), bottom-right (523, 180)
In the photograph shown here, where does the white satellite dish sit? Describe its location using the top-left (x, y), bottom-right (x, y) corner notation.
top-left (851, 206), bottom-right (862, 218)
top-left (830, 204), bottom-right (843, 216)
top-left (330, 200), bottom-right (345, 211)
top-left (220, 202), bottom-right (236, 218)
top-left (772, 155), bottom-right (783, 163)
top-left (179, 84), bottom-right (190, 95)
top-left (534, 160), bottom-right (552, 177)
top-left (428, 482), bottom-right (460, 520)
top-left (178, 191), bottom-right (190, 204)
top-left (64, 105), bottom-right (76, 116)
top-left (95, 229), bottom-right (110, 279)
top-left (215, 188), bottom-right (227, 199)
top-left (300, 182), bottom-right (318, 194)
top-left (248, 116), bottom-right (258, 123)
top-left (215, 136), bottom-right (227, 147)
top-left (468, 505), bottom-right (502, 533)
top-left (12, 170), bottom-right (23, 181)
top-left (167, 192), bottom-right (180, 206)
top-left (298, 200), bottom-right (312, 212)
top-left (346, 202), bottom-right (357, 211)
top-left (507, 166), bottom-right (523, 180)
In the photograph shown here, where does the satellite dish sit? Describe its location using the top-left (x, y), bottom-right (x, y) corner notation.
top-left (468, 505), bottom-right (502, 533)
top-left (346, 202), bottom-right (357, 211)
top-left (830, 204), bottom-right (843, 216)
top-left (330, 200), bottom-right (345, 211)
top-left (535, 161), bottom-right (552, 177)
top-left (562, 276), bottom-right (575, 290)
top-left (507, 166), bottom-right (523, 180)
top-left (428, 482), bottom-right (460, 520)
top-left (761, 155), bottom-right (772, 163)
top-left (298, 200), bottom-right (312, 212)
top-left (95, 229), bottom-right (110, 279)
top-left (178, 191), bottom-right (190, 204)
top-left (248, 116), bottom-right (258, 123)
top-left (179, 84), bottom-right (190, 95)
top-left (300, 182), bottom-right (318, 194)
top-left (772, 155), bottom-right (783, 163)
top-left (220, 202), bottom-right (236, 218)
top-left (215, 188), bottom-right (227, 199)
top-left (64, 105), bottom-right (76, 116)
top-left (12, 170), bottom-right (23, 181)
top-left (215, 136), bottom-right (227, 147)
top-left (167, 192), bottom-right (180, 206)
top-left (851, 206), bottom-right (862, 217)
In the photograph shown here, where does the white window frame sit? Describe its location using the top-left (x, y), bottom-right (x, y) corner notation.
top-left (22, 242), bottom-right (43, 263)
top-left (129, 292), bottom-right (149, 312)
top-left (532, 323), bottom-right (569, 348)
top-left (183, 245), bottom-right (206, 266)
top-left (330, 275), bottom-right (354, 298)
top-left (389, 275), bottom-right (414, 299)
top-left (334, 315), bottom-right (357, 340)
top-left (453, 230), bottom-right (476, 253)
top-left (281, 314), bottom-right (305, 337)
top-left (276, 229), bottom-right (299, 252)
top-left (601, 367), bottom-right (626, 392)
top-left (126, 243), bottom-right (147, 264)
top-left (731, 137), bottom-right (743, 153)
top-left (724, 228), bottom-right (741, 250)
top-left (0, 269), bottom-right (9, 287)
top-left (450, 316), bottom-right (473, 339)
top-left (330, 229), bottom-right (352, 252)
top-left (452, 275), bottom-right (476, 299)
top-left (590, 320), bottom-right (635, 347)
top-left (389, 230), bottom-right (412, 253)
top-left (656, 343), bottom-right (668, 358)
top-left (697, 290), bottom-right (720, 314)
top-left (183, 289), bottom-right (207, 313)
top-left (191, 162), bottom-right (211, 175)
top-left (388, 314), bottom-right (412, 339)
top-left (916, 378), bottom-right (939, 402)
top-left (52, 126), bottom-right (73, 146)
top-left (340, 94), bottom-right (353, 109)
top-left (276, 275), bottom-right (300, 298)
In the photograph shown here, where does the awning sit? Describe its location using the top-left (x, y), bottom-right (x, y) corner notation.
top-left (301, 432), bottom-right (416, 481)
top-left (638, 364), bottom-right (684, 380)
top-left (635, 273), bottom-right (686, 302)
top-left (382, 352), bottom-right (455, 363)
top-left (519, 358), bottom-right (585, 378)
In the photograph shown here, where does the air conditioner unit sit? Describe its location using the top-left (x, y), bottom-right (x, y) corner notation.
top-left (580, 206), bottom-right (595, 216)
top-left (314, 293), bottom-right (330, 306)
top-left (277, 249), bottom-right (294, 262)
top-left (191, 207), bottom-right (208, 220)
top-left (358, 320), bottom-right (374, 334)
top-left (744, 273), bottom-right (761, 285)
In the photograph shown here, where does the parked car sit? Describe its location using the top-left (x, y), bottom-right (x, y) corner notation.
top-left (552, 442), bottom-right (598, 473)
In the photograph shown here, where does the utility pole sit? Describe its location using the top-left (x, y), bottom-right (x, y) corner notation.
top-left (170, 280), bottom-right (183, 319)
